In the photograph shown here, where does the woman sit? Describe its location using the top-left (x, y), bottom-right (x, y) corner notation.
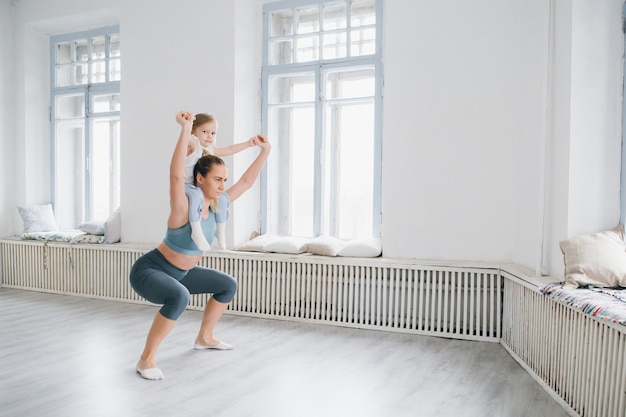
top-left (130, 111), bottom-right (270, 380)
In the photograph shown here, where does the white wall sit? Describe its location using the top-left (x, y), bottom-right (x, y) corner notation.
top-left (383, 0), bottom-right (540, 263)
top-left (2, 0), bottom-right (623, 278)
top-left (0, 0), bottom-right (16, 239)
top-left (119, 0), bottom-right (261, 245)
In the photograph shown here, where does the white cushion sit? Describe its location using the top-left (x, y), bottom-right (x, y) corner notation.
top-left (306, 235), bottom-right (345, 256)
top-left (263, 236), bottom-right (310, 254)
top-left (337, 238), bottom-right (382, 258)
top-left (233, 234), bottom-right (278, 252)
top-left (78, 219), bottom-right (105, 235)
top-left (560, 225), bottom-right (626, 289)
top-left (104, 208), bottom-right (121, 243)
top-left (16, 203), bottom-right (58, 233)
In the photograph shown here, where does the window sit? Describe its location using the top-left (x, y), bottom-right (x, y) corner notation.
top-left (621, 3), bottom-right (626, 226)
top-left (261, 0), bottom-right (382, 240)
top-left (50, 26), bottom-right (120, 229)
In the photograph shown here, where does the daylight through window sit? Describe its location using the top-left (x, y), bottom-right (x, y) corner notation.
top-left (262, 0), bottom-right (382, 240)
top-left (51, 26), bottom-right (120, 228)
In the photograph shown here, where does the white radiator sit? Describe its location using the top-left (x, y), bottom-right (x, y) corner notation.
top-left (0, 239), bottom-right (502, 342)
top-left (501, 273), bottom-right (626, 417)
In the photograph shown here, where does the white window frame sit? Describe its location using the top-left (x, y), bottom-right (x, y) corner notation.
top-left (50, 26), bottom-right (120, 227)
top-left (261, 0), bottom-right (383, 239)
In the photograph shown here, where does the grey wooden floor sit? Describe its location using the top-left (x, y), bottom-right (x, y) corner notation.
top-left (0, 287), bottom-right (571, 417)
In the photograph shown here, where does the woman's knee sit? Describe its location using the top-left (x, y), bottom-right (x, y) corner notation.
top-left (213, 275), bottom-right (238, 303)
top-left (160, 286), bottom-right (191, 320)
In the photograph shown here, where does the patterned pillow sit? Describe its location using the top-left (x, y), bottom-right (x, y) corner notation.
top-left (20, 230), bottom-right (83, 242)
top-left (71, 233), bottom-right (105, 244)
top-left (16, 204), bottom-right (58, 233)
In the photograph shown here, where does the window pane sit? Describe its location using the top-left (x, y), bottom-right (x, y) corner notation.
top-left (55, 120), bottom-right (85, 228)
top-left (351, 0), bottom-right (376, 26)
top-left (110, 58), bottom-right (121, 81)
top-left (270, 38), bottom-right (293, 65)
top-left (109, 34), bottom-right (121, 57)
top-left (56, 65), bottom-right (71, 87)
top-left (91, 36), bottom-right (106, 60)
top-left (295, 35), bottom-right (319, 62)
top-left (296, 6), bottom-right (319, 34)
top-left (323, 2), bottom-right (347, 30)
top-left (270, 9), bottom-right (294, 37)
top-left (267, 105), bottom-right (315, 236)
top-left (322, 32), bottom-right (347, 59)
top-left (91, 117), bottom-right (120, 219)
top-left (323, 66), bottom-right (376, 238)
top-left (349, 28), bottom-right (376, 56)
top-left (92, 93), bottom-right (121, 113)
top-left (269, 73), bottom-right (315, 104)
top-left (290, 107), bottom-right (315, 237)
top-left (55, 94), bottom-right (85, 119)
top-left (328, 102), bottom-right (374, 239)
top-left (75, 39), bottom-right (89, 62)
top-left (267, 71), bottom-right (316, 236)
top-left (91, 60), bottom-right (106, 83)
top-left (325, 67), bottom-right (374, 99)
top-left (56, 43), bottom-right (71, 64)
top-left (74, 63), bottom-right (88, 85)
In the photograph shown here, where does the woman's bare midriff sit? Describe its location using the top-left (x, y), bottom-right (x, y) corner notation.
top-left (156, 241), bottom-right (203, 271)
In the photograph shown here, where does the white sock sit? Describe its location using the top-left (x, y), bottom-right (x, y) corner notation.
top-left (190, 221), bottom-right (211, 251)
top-left (215, 223), bottom-right (226, 250)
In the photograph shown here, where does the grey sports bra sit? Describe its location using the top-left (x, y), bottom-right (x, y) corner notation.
top-left (164, 214), bottom-right (215, 256)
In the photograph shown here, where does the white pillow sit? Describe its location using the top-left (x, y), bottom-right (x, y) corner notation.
top-left (560, 225), bottom-right (626, 289)
top-left (78, 219), bottom-right (105, 235)
top-left (263, 236), bottom-right (310, 254)
top-left (337, 238), bottom-right (382, 258)
top-left (104, 208), bottom-right (121, 243)
top-left (306, 235), bottom-right (345, 256)
top-left (233, 234), bottom-right (278, 252)
top-left (16, 203), bottom-right (58, 233)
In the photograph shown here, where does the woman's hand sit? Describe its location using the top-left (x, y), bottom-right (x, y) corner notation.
top-left (176, 111), bottom-right (195, 129)
top-left (250, 133), bottom-right (271, 149)
top-left (255, 134), bottom-right (271, 151)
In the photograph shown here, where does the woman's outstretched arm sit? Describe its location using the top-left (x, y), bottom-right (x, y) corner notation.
top-left (225, 135), bottom-right (271, 203)
top-left (168, 111), bottom-right (194, 228)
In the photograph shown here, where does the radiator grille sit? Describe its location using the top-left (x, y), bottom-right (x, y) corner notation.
top-left (501, 274), bottom-right (626, 417)
top-left (0, 240), bottom-right (501, 341)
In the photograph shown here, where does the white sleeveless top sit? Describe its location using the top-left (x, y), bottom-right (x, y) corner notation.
top-left (184, 135), bottom-right (215, 183)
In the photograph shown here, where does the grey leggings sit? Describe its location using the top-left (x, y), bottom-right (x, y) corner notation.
top-left (130, 249), bottom-right (237, 320)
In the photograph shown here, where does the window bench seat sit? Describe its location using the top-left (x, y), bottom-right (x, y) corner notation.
top-left (0, 237), bottom-right (624, 417)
